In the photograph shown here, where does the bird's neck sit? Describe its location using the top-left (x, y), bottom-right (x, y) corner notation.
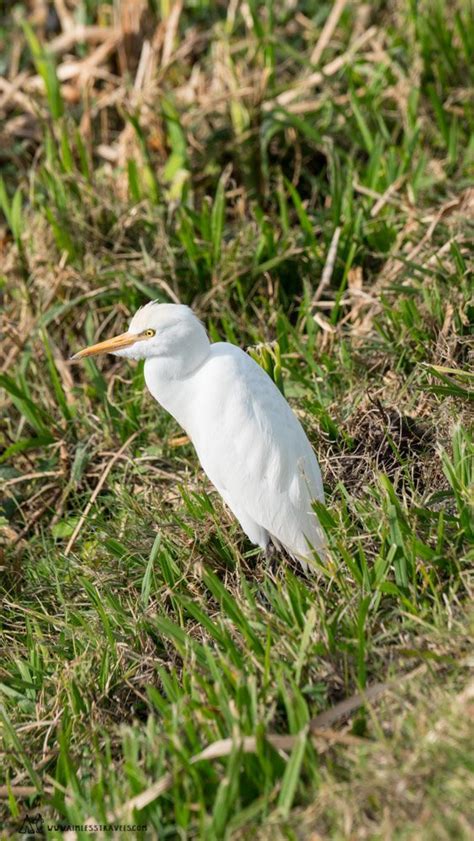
top-left (144, 346), bottom-right (210, 434)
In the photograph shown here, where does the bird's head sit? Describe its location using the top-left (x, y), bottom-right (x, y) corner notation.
top-left (71, 302), bottom-right (209, 364)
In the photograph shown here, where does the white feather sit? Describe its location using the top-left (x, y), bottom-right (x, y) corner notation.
top-left (195, 347), bottom-right (324, 554)
top-left (132, 304), bottom-right (326, 565)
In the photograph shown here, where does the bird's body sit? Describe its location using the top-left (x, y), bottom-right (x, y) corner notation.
top-left (73, 303), bottom-right (326, 564)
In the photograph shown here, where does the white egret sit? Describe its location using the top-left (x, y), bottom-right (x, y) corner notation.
top-left (72, 303), bottom-right (326, 565)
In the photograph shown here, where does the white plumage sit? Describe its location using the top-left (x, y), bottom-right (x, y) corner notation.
top-left (73, 302), bottom-right (326, 565)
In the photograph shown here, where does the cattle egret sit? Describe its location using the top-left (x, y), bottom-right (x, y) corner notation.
top-left (72, 303), bottom-right (326, 565)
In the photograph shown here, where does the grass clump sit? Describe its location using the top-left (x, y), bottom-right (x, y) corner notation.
top-left (0, 1), bottom-right (473, 838)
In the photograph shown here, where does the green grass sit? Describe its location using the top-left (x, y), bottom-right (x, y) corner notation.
top-left (0, 1), bottom-right (473, 838)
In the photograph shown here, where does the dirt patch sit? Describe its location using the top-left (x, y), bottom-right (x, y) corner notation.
top-left (323, 399), bottom-right (438, 496)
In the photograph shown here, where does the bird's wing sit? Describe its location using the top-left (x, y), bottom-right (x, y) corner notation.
top-left (190, 344), bottom-right (325, 558)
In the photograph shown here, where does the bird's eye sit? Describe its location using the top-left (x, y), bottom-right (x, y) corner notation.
top-left (143, 329), bottom-right (155, 338)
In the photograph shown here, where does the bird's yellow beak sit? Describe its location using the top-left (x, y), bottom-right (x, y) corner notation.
top-left (71, 331), bottom-right (139, 360)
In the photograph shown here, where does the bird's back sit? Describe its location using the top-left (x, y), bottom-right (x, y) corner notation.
top-left (188, 343), bottom-right (325, 562)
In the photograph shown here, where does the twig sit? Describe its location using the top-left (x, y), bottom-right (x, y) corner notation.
top-left (161, 0), bottom-right (184, 68)
top-left (404, 198), bottom-right (461, 263)
top-left (55, 32), bottom-right (122, 83)
top-left (309, 679), bottom-right (394, 729)
top-left (16, 490), bottom-right (61, 543)
top-left (2, 471), bottom-right (61, 488)
top-left (265, 27), bottom-right (377, 110)
top-left (53, 0), bottom-right (75, 33)
top-left (312, 226), bottom-right (341, 306)
top-left (383, 195), bottom-right (463, 283)
top-left (310, 0), bottom-right (347, 65)
top-left (64, 432), bottom-right (138, 556)
top-left (353, 180), bottom-right (408, 212)
top-left (49, 26), bottom-right (118, 56)
top-left (0, 75), bottom-right (37, 114)
top-left (370, 175), bottom-right (406, 217)
top-left (0, 784), bottom-right (54, 798)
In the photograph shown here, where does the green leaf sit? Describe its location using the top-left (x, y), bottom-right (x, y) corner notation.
top-left (211, 167), bottom-right (229, 266)
top-left (41, 329), bottom-right (73, 421)
top-left (22, 21), bottom-right (63, 120)
top-left (277, 729), bottom-right (307, 817)
top-left (141, 534), bottom-right (160, 608)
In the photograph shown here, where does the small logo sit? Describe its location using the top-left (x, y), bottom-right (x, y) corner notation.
top-left (18, 813), bottom-right (44, 835)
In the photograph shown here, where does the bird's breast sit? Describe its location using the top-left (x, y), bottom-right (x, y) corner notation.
top-left (144, 358), bottom-right (199, 436)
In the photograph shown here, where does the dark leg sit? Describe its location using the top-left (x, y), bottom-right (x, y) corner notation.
top-left (263, 541), bottom-right (280, 575)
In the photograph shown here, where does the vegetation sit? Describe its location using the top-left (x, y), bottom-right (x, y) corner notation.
top-left (0, 1), bottom-right (473, 838)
